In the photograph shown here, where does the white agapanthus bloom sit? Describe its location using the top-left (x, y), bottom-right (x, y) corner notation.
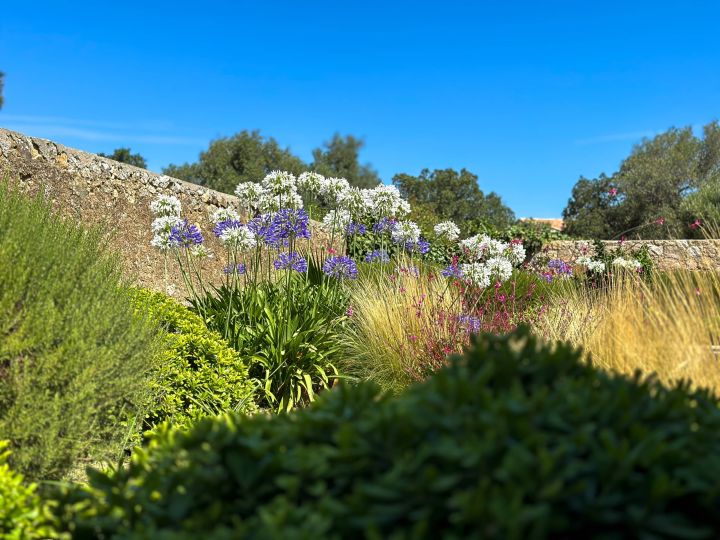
top-left (151, 233), bottom-right (175, 252)
top-left (461, 262), bottom-right (492, 289)
top-left (485, 256), bottom-right (514, 282)
top-left (390, 220), bottom-right (421, 244)
top-left (460, 234), bottom-right (508, 261)
top-left (234, 182), bottom-right (268, 213)
top-left (297, 171), bottom-right (325, 194)
top-left (368, 184), bottom-right (408, 218)
top-left (261, 170), bottom-right (297, 195)
top-left (219, 224), bottom-right (257, 251)
top-left (575, 255), bottom-right (592, 266)
top-left (190, 245), bottom-right (214, 259)
top-left (210, 207), bottom-right (240, 224)
top-left (322, 209), bottom-right (352, 231)
top-left (337, 187), bottom-right (374, 220)
top-left (612, 257), bottom-right (643, 270)
top-left (587, 260), bottom-right (606, 274)
top-left (150, 194), bottom-right (182, 217)
top-left (433, 221), bottom-right (460, 241)
top-left (320, 177), bottom-right (351, 205)
top-left (151, 215), bottom-right (184, 235)
top-left (507, 242), bottom-right (527, 265)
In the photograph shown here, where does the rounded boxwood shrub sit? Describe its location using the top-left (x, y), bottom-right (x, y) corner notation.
top-left (131, 289), bottom-right (256, 433)
top-left (58, 327), bottom-right (720, 538)
top-left (0, 180), bottom-right (162, 481)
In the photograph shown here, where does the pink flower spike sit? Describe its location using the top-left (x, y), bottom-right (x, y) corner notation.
top-left (609, 187), bottom-right (618, 196)
top-left (656, 217), bottom-right (666, 225)
top-left (690, 219), bottom-right (702, 230)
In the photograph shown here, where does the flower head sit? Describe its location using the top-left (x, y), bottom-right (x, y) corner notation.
top-left (322, 255), bottom-right (359, 280)
top-left (441, 264), bottom-right (464, 279)
top-left (391, 220), bottom-right (421, 244)
top-left (372, 217), bottom-right (397, 233)
top-left (364, 249), bottom-right (390, 263)
top-left (150, 195), bottom-right (182, 217)
top-left (216, 221), bottom-right (257, 251)
top-left (404, 237), bottom-right (430, 255)
top-left (234, 182), bottom-right (268, 214)
top-left (210, 207), bottom-right (240, 224)
top-left (273, 208), bottom-right (311, 240)
top-left (168, 219), bottom-right (204, 248)
top-left (433, 220), bottom-right (460, 241)
top-left (247, 214), bottom-right (282, 248)
top-left (457, 314), bottom-right (481, 334)
top-left (273, 252), bottom-right (308, 272)
top-left (346, 222), bottom-right (367, 236)
top-left (223, 263), bottom-right (247, 275)
top-left (297, 171), bottom-right (325, 194)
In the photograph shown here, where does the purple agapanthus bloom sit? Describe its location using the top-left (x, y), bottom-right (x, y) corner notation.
top-left (457, 314), bottom-right (481, 333)
top-left (169, 219), bottom-right (203, 248)
top-left (404, 238), bottom-right (430, 255)
top-left (323, 255), bottom-right (358, 280)
top-left (273, 208), bottom-right (311, 240)
top-left (548, 259), bottom-right (573, 276)
top-left (365, 249), bottom-right (390, 263)
top-left (247, 214), bottom-right (282, 248)
top-left (372, 217), bottom-right (397, 233)
top-left (223, 263), bottom-right (247, 275)
top-left (274, 252), bottom-right (308, 272)
top-left (441, 265), bottom-right (463, 279)
top-left (346, 222), bottom-right (367, 236)
top-left (213, 219), bottom-right (243, 238)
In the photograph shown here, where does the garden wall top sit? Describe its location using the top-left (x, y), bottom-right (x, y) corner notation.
top-left (536, 239), bottom-right (720, 271)
top-left (0, 127), bottom-right (325, 294)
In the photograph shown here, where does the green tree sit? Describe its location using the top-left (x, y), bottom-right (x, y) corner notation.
top-left (393, 168), bottom-right (515, 234)
top-left (163, 130), bottom-right (306, 194)
top-left (311, 134), bottom-right (381, 188)
top-left (0, 71), bottom-right (5, 110)
top-left (98, 147), bottom-right (147, 169)
top-left (563, 121), bottom-right (720, 239)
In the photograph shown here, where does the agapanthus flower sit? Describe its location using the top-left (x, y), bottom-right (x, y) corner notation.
top-left (273, 252), bottom-right (308, 272)
top-left (337, 187), bottom-right (374, 219)
top-left (150, 194), bottom-right (182, 217)
top-left (575, 255), bottom-right (592, 266)
top-left (322, 255), bottom-right (359, 280)
top-left (234, 182), bottom-right (268, 213)
top-left (210, 207), bottom-right (240, 224)
top-left (273, 208), bottom-right (311, 240)
top-left (460, 234), bottom-right (508, 261)
top-left (346, 222), bottom-right (367, 236)
top-left (611, 257), bottom-right (643, 270)
top-left (372, 217), bottom-right (397, 233)
top-left (367, 185), bottom-right (409, 218)
top-left (320, 177), bottom-right (351, 205)
top-left (461, 262), bottom-right (492, 288)
top-left (507, 240), bottom-right (526, 265)
top-left (365, 249), bottom-right (390, 263)
top-left (150, 233), bottom-right (176, 252)
top-left (261, 170), bottom-right (297, 195)
top-left (404, 237), bottom-right (430, 255)
top-left (168, 220), bottom-right (204, 248)
top-left (223, 263), bottom-right (247, 275)
top-left (485, 256), bottom-right (513, 282)
top-left (218, 223), bottom-right (257, 251)
top-left (441, 264), bottom-right (464, 279)
top-left (152, 215), bottom-right (184, 235)
top-left (190, 245), bottom-right (213, 259)
top-left (548, 259), bottom-right (573, 276)
top-left (433, 220), bottom-right (460, 241)
top-left (457, 314), bottom-right (481, 334)
top-left (322, 209), bottom-right (352, 231)
top-left (391, 220), bottom-right (421, 244)
top-left (297, 171), bottom-right (325, 194)
top-left (587, 260), bottom-right (606, 274)
top-left (247, 214), bottom-right (282, 248)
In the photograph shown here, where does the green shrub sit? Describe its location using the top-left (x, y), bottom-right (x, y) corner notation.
top-left (0, 180), bottom-right (163, 481)
top-left (57, 327), bottom-right (720, 538)
top-left (0, 442), bottom-right (63, 539)
top-left (131, 289), bottom-right (256, 431)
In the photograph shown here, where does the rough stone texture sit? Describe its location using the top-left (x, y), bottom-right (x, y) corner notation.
top-left (0, 128), bottom-right (326, 294)
top-left (535, 239), bottom-right (720, 271)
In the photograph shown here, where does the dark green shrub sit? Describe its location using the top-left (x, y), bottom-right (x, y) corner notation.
top-left (0, 180), bottom-right (162, 480)
top-left (131, 289), bottom-right (256, 431)
top-left (0, 442), bottom-right (62, 539)
top-left (57, 327), bottom-right (720, 538)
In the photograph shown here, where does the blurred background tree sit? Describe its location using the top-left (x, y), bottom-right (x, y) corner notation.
top-left (311, 134), bottom-right (381, 189)
top-left (0, 71), bottom-right (5, 109)
top-left (98, 147), bottom-right (147, 168)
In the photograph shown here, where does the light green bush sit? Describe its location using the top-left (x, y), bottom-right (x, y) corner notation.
top-left (0, 180), bottom-right (162, 480)
top-left (131, 288), bottom-right (256, 432)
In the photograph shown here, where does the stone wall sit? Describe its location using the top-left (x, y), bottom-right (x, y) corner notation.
top-left (535, 239), bottom-right (720, 271)
top-left (0, 128), bottom-right (325, 294)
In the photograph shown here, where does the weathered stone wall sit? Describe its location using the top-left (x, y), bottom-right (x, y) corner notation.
top-left (536, 240), bottom-right (720, 271)
top-left (0, 128), bottom-right (325, 294)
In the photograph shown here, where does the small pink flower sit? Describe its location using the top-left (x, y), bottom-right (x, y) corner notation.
top-left (399, 286), bottom-right (406, 293)
top-left (346, 305), bottom-right (354, 317)
top-left (609, 187), bottom-right (618, 196)
top-left (690, 219), bottom-right (702, 230)
top-left (409, 334), bottom-right (417, 342)
top-left (696, 287), bottom-right (702, 296)
top-left (619, 235), bottom-right (626, 245)
top-left (443, 346), bottom-right (452, 354)
top-left (327, 246), bottom-right (337, 255)
top-left (656, 217), bottom-right (666, 225)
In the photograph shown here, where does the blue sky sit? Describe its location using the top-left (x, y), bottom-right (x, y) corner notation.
top-left (1, 1), bottom-right (718, 217)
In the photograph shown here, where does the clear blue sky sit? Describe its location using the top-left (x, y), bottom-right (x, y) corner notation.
top-left (1, 1), bottom-right (718, 217)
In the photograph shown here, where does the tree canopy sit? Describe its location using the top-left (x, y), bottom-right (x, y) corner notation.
top-left (311, 134), bottom-right (381, 188)
top-left (392, 168), bottom-right (516, 233)
top-left (98, 147), bottom-right (147, 169)
top-left (163, 130), bottom-right (306, 194)
top-left (563, 121), bottom-right (720, 239)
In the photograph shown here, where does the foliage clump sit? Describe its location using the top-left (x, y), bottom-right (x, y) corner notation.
top-left (131, 289), bottom-right (257, 432)
top-left (0, 180), bottom-right (162, 481)
top-left (57, 327), bottom-right (720, 539)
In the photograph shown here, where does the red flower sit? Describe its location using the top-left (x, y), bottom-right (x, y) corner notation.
top-left (690, 219), bottom-right (702, 230)
top-left (655, 217), bottom-right (666, 225)
top-left (609, 187), bottom-right (618, 197)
